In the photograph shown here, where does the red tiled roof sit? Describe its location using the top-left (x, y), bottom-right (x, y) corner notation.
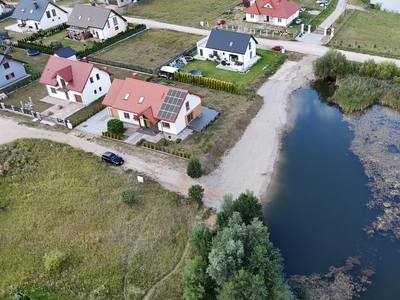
top-left (51, 65), bottom-right (73, 82)
top-left (103, 77), bottom-right (192, 123)
top-left (39, 56), bottom-right (112, 93)
top-left (244, 0), bottom-right (301, 18)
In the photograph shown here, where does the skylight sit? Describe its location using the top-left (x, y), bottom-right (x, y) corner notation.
top-left (78, 15), bottom-right (82, 19)
top-left (229, 41), bottom-right (233, 47)
top-left (123, 93), bottom-right (130, 100)
top-left (88, 17), bottom-right (91, 21)
top-left (138, 96), bottom-right (144, 104)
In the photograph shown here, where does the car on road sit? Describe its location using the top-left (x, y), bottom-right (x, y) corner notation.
top-left (271, 45), bottom-right (284, 52)
top-left (295, 18), bottom-right (302, 24)
top-left (101, 151), bottom-right (124, 166)
top-left (217, 19), bottom-right (226, 25)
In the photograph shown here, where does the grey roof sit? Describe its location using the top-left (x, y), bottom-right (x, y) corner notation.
top-left (55, 46), bottom-right (76, 58)
top-left (11, 0), bottom-right (67, 21)
top-left (205, 28), bottom-right (258, 55)
top-left (0, 54), bottom-right (27, 65)
top-left (67, 4), bottom-right (126, 29)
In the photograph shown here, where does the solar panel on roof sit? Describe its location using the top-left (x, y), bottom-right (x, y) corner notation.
top-left (160, 103), bottom-right (167, 110)
top-left (157, 88), bottom-right (187, 121)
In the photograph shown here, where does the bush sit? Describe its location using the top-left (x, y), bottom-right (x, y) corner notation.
top-left (44, 249), bottom-right (66, 275)
top-left (176, 138), bottom-right (182, 144)
top-left (120, 188), bottom-right (135, 204)
top-left (187, 157), bottom-right (202, 178)
top-left (188, 184), bottom-right (204, 204)
top-left (107, 119), bottom-right (123, 133)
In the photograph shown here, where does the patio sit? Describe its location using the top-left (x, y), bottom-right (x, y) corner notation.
top-left (194, 54), bottom-right (261, 73)
top-left (40, 96), bottom-right (85, 120)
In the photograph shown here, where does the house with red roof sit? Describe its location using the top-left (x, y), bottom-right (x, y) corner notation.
top-left (39, 56), bottom-right (113, 106)
top-left (244, 0), bottom-right (302, 27)
top-left (102, 74), bottom-right (203, 135)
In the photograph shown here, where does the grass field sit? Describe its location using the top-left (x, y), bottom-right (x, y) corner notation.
top-left (0, 139), bottom-right (197, 300)
top-left (92, 29), bottom-right (202, 70)
top-left (331, 8), bottom-right (400, 58)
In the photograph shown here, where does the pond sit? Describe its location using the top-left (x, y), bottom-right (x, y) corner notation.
top-left (264, 82), bottom-right (400, 299)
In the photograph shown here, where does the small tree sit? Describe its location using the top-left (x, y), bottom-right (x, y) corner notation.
top-left (188, 184), bottom-right (205, 204)
top-left (107, 118), bottom-right (123, 133)
top-left (120, 188), bottom-right (135, 204)
top-left (187, 157), bottom-right (202, 178)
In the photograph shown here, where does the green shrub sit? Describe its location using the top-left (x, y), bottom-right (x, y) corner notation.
top-left (188, 184), bottom-right (204, 204)
top-left (120, 188), bottom-right (135, 204)
top-left (107, 119), bottom-right (123, 133)
top-left (44, 249), bottom-right (66, 275)
top-left (187, 157), bottom-right (202, 178)
top-left (176, 138), bottom-right (182, 144)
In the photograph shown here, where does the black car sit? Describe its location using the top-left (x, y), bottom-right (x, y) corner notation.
top-left (101, 151), bottom-right (124, 166)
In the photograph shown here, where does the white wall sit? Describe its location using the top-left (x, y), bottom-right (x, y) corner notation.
top-left (80, 68), bottom-right (112, 105)
top-left (39, 4), bottom-right (68, 30)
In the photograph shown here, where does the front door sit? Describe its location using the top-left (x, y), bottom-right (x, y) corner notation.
top-left (186, 112), bottom-right (193, 123)
top-left (200, 49), bottom-right (203, 56)
top-left (145, 119), bottom-right (151, 128)
top-left (75, 94), bottom-right (82, 103)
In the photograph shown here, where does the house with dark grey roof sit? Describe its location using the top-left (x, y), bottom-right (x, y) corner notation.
top-left (54, 46), bottom-right (77, 60)
top-left (11, 0), bottom-right (68, 31)
top-left (66, 4), bottom-right (127, 41)
top-left (196, 28), bottom-right (260, 72)
top-left (0, 54), bottom-right (28, 89)
top-left (102, 74), bottom-right (203, 135)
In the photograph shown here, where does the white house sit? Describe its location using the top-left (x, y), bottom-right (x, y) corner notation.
top-left (102, 74), bottom-right (203, 135)
top-left (105, 0), bottom-right (135, 8)
top-left (11, 0), bottom-right (68, 31)
top-left (39, 56), bottom-right (113, 106)
top-left (66, 4), bottom-right (127, 41)
top-left (196, 28), bottom-right (259, 71)
top-left (244, 0), bottom-right (302, 27)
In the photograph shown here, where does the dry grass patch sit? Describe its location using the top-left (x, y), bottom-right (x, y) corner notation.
top-left (0, 139), bottom-right (197, 299)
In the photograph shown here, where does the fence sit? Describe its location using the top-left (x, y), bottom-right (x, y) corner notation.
top-left (0, 102), bottom-right (69, 127)
top-left (157, 44), bottom-right (197, 71)
top-left (87, 57), bottom-right (154, 74)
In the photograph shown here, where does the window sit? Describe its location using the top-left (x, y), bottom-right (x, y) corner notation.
top-left (46, 11), bottom-right (51, 18)
top-left (113, 17), bottom-right (117, 26)
top-left (3, 62), bottom-right (9, 69)
top-left (99, 87), bottom-right (102, 92)
top-left (96, 73), bottom-right (100, 80)
top-left (249, 42), bottom-right (251, 50)
top-left (52, 9), bottom-right (56, 16)
top-left (60, 79), bottom-right (66, 88)
top-left (162, 122), bottom-right (170, 128)
top-left (278, 18), bottom-right (282, 23)
top-left (115, 26), bottom-right (119, 30)
top-left (124, 112), bottom-right (129, 119)
top-left (5, 72), bottom-right (15, 80)
top-left (185, 101), bottom-right (190, 112)
top-left (50, 87), bottom-right (56, 93)
top-left (107, 20), bottom-right (110, 28)
top-left (90, 77), bottom-right (94, 83)
top-left (94, 89), bottom-right (97, 94)
top-left (250, 14), bottom-right (254, 18)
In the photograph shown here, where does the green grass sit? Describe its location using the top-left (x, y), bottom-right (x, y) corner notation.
top-left (38, 30), bottom-right (96, 52)
top-left (330, 9), bottom-right (400, 58)
top-left (0, 139), bottom-right (197, 300)
top-left (92, 29), bottom-right (201, 70)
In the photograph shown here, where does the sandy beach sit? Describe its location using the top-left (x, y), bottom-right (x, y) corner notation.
top-left (0, 55), bottom-right (316, 210)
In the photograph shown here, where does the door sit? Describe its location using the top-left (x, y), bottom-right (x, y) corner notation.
top-left (65, 92), bottom-right (69, 100)
top-left (200, 49), bottom-right (203, 56)
top-left (35, 23), bottom-right (38, 30)
top-left (145, 119), bottom-right (151, 128)
top-left (186, 112), bottom-right (193, 123)
top-left (75, 94), bottom-right (82, 103)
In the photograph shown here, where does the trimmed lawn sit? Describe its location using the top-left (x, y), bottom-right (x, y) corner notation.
top-left (0, 139), bottom-right (197, 300)
top-left (92, 29), bottom-right (202, 70)
top-left (330, 9), bottom-right (400, 58)
top-left (38, 30), bottom-right (96, 52)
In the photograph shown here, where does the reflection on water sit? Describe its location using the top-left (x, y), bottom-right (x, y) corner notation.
top-left (264, 83), bottom-right (400, 299)
top-left (370, 0), bottom-right (400, 13)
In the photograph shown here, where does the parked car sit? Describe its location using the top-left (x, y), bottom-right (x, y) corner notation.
top-left (271, 45), bottom-right (284, 52)
top-left (316, 0), bottom-right (327, 3)
top-left (101, 151), bottom-right (124, 166)
top-left (217, 19), bottom-right (226, 25)
top-left (295, 18), bottom-right (302, 24)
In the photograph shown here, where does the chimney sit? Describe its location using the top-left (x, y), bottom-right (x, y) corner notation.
top-left (33, 1), bottom-right (38, 9)
top-left (132, 73), bottom-right (139, 80)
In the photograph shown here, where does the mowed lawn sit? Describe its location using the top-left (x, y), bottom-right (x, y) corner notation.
top-left (0, 139), bottom-right (197, 300)
top-left (331, 9), bottom-right (400, 58)
top-left (91, 29), bottom-right (202, 70)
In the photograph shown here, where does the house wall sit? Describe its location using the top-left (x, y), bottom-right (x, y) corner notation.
top-left (99, 12), bottom-right (127, 40)
top-left (80, 68), bottom-right (112, 105)
top-left (39, 4), bottom-right (68, 30)
top-left (0, 59), bottom-right (27, 88)
top-left (116, 110), bottom-right (139, 125)
top-left (245, 10), bottom-right (299, 27)
top-left (198, 39), bottom-right (256, 64)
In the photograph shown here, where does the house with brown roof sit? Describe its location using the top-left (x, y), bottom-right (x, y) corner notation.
top-left (102, 75), bottom-right (203, 135)
top-left (244, 0), bottom-right (302, 27)
top-left (66, 4), bottom-right (127, 41)
top-left (39, 56), bottom-right (113, 106)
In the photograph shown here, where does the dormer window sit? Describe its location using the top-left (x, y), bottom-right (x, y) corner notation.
top-left (123, 93), bottom-right (130, 100)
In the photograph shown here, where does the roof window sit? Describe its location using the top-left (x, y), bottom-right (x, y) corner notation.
top-left (229, 41), bottom-right (233, 47)
top-left (123, 93), bottom-right (130, 100)
top-left (138, 96), bottom-right (144, 104)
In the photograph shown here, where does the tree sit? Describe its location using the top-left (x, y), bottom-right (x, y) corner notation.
top-left (313, 49), bottom-right (352, 80)
top-left (189, 222), bottom-right (213, 258)
top-left (120, 188), bottom-right (135, 204)
top-left (107, 118), bottom-right (123, 133)
top-left (187, 157), bottom-right (202, 178)
top-left (188, 184), bottom-right (204, 204)
top-left (218, 269), bottom-right (268, 300)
